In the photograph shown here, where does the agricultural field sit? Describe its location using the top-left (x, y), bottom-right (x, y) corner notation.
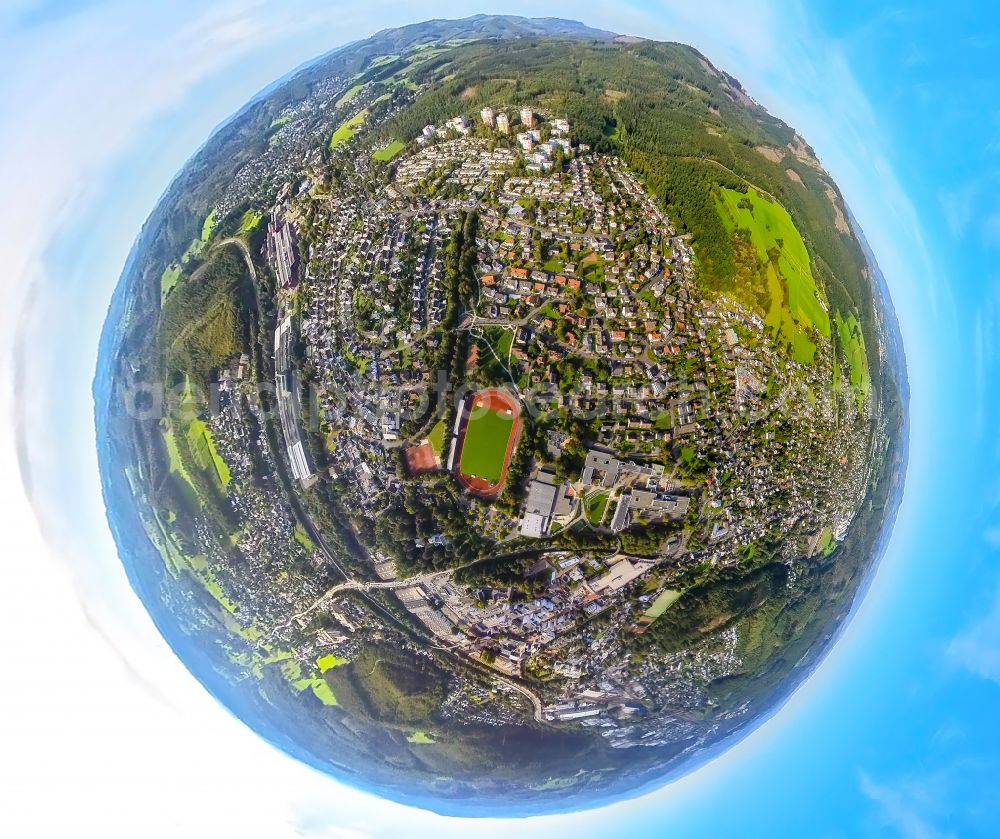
top-left (835, 311), bottom-right (870, 402)
top-left (162, 423), bottom-right (198, 496)
top-left (459, 408), bottom-right (514, 484)
top-left (187, 418), bottom-right (231, 489)
top-left (716, 187), bottom-right (830, 363)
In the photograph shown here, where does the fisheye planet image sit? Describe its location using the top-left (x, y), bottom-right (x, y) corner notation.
top-left (95, 15), bottom-right (906, 815)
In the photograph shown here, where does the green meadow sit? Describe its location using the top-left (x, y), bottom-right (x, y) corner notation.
top-left (373, 139), bottom-right (406, 161)
top-left (835, 311), bottom-right (870, 404)
top-left (336, 82), bottom-right (367, 108)
top-left (717, 187), bottom-right (830, 363)
top-left (427, 418), bottom-right (447, 457)
top-left (330, 109), bottom-right (370, 150)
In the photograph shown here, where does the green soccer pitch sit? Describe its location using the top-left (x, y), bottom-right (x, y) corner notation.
top-left (459, 409), bottom-right (515, 484)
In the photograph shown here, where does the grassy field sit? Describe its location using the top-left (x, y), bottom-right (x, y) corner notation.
top-left (239, 209), bottom-right (263, 235)
top-left (496, 329), bottom-right (513, 360)
top-left (717, 187), bottom-right (830, 363)
top-left (336, 82), bottom-right (367, 108)
top-left (584, 491), bottom-right (609, 526)
top-left (317, 653), bottom-right (348, 673)
top-left (367, 53), bottom-right (401, 69)
top-left (645, 589), bottom-right (682, 619)
top-left (293, 522), bottom-right (316, 552)
top-left (459, 408), bottom-right (514, 483)
top-left (427, 418), bottom-right (446, 456)
top-left (816, 528), bottom-right (837, 557)
top-left (163, 424), bottom-right (199, 497)
top-left (160, 264), bottom-right (183, 301)
top-left (835, 311), bottom-right (870, 403)
top-left (407, 730), bottom-right (436, 744)
top-left (373, 139), bottom-right (406, 161)
top-left (284, 658), bottom-right (339, 706)
top-left (186, 418), bottom-right (231, 489)
top-left (201, 210), bottom-right (217, 242)
top-left (330, 109), bottom-right (369, 150)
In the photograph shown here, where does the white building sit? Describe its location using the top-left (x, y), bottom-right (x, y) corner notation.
top-left (520, 107), bottom-right (536, 128)
top-left (480, 106), bottom-right (496, 128)
top-left (496, 112), bottom-right (510, 134)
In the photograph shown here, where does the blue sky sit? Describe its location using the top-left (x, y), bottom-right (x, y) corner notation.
top-left (1, 1), bottom-right (999, 837)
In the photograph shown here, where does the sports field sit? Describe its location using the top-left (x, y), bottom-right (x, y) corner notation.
top-left (459, 408), bottom-right (514, 484)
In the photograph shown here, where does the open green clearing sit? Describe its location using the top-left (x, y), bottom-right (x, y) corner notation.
top-left (160, 264), bottom-right (183, 301)
top-left (407, 730), bottom-right (436, 744)
top-left (310, 682), bottom-right (337, 705)
top-left (293, 522), bottom-right (316, 552)
top-left (239, 209), bottom-right (263, 235)
top-left (716, 187), bottom-right (829, 363)
top-left (163, 424), bottom-right (198, 496)
top-left (816, 528), bottom-right (837, 557)
top-left (200, 210), bottom-right (217, 242)
top-left (317, 653), bottom-right (348, 673)
top-left (495, 329), bottom-right (513, 361)
top-left (427, 418), bottom-right (446, 456)
top-left (367, 53), bottom-right (401, 69)
top-left (584, 491), bottom-right (609, 526)
top-left (645, 589), bottom-right (682, 619)
top-left (186, 418), bottom-right (231, 489)
top-left (330, 109), bottom-right (369, 150)
top-left (373, 139), bottom-right (406, 161)
top-left (459, 407), bottom-right (514, 484)
top-left (835, 311), bottom-right (869, 402)
top-left (336, 82), bottom-right (367, 108)
top-left (284, 658), bottom-right (339, 705)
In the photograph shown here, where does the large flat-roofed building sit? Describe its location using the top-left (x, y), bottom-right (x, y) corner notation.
top-left (581, 450), bottom-right (621, 488)
top-left (581, 449), bottom-right (666, 491)
top-left (519, 468), bottom-right (575, 537)
top-left (608, 488), bottom-right (690, 532)
top-left (589, 557), bottom-right (655, 594)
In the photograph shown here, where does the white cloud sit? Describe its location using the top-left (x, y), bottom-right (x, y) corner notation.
top-left (948, 590), bottom-right (1000, 686)
top-left (939, 184), bottom-right (977, 239)
top-left (982, 211), bottom-right (1000, 249)
top-left (859, 772), bottom-right (955, 839)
